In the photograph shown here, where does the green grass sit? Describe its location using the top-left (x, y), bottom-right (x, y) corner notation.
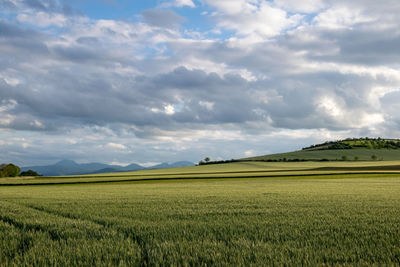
top-left (244, 148), bottom-right (400, 161)
top-left (1, 171), bottom-right (400, 265)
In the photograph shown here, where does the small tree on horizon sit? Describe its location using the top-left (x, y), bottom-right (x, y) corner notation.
top-left (0, 163), bottom-right (20, 177)
top-left (20, 170), bottom-right (41, 177)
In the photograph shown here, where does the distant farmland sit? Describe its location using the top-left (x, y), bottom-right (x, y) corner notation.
top-left (3, 160), bottom-right (400, 185)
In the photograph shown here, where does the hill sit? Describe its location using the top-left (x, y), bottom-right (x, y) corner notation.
top-left (242, 138), bottom-right (400, 162)
top-left (21, 160), bottom-right (194, 176)
top-left (302, 137), bottom-right (400, 151)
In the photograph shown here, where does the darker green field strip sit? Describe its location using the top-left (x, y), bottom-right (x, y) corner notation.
top-left (313, 165), bottom-right (400, 171)
top-left (2, 171), bottom-right (400, 186)
top-left (41, 168), bottom-right (314, 179)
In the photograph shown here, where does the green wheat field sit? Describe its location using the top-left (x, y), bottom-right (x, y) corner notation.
top-left (1, 161), bottom-right (400, 265)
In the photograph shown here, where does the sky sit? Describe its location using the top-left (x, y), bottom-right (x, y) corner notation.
top-left (1, 0), bottom-right (400, 166)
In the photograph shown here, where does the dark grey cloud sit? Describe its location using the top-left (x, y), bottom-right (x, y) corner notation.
top-left (0, 59), bottom-right (385, 136)
top-left (22, 0), bottom-right (50, 10)
top-left (0, 65), bottom-right (264, 132)
top-left (286, 27), bottom-right (400, 66)
top-left (76, 36), bottom-right (99, 45)
top-left (52, 45), bottom-right (102, 62)
top-left (142, 9), bottom-right (185, 29)
top-left (0, 20), bottom-right (41, 38)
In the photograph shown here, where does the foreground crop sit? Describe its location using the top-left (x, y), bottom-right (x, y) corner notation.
top-left (1, 176), bottom-right (400, 265)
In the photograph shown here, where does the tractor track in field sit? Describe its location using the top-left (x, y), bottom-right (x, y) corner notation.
top-left (0, 204), bottom-right (65, 242)
top-left (20, 203), bottom-right (154, 265)
top-left (24, 204), bottom-right (110, 228)
top-left (0, 200), bottom-right (152, 264)
top-left (0, 200), bottom-right (113, 240)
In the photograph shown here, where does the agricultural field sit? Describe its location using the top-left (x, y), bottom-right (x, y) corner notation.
top-left (3, 160), bottom-right (400, 186)
top-left (1, 161), bottom-right (400, 265)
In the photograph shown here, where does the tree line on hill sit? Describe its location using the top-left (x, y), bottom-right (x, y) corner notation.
top-left (198, 157), bottom-right (327, 165)
top-left (0, 164), bottom-right (41, 178)
top-left (198, 154), bottom-right (383, 165)
top-left (303, 137), bottom-right (400, 151)
top-left (198, 158), bottom-right (238, 165)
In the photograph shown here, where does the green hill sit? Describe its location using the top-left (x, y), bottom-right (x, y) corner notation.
top-left (302, 137), bottom-right (400, 151)
top-left (242, 138), bottom-right (400, 162)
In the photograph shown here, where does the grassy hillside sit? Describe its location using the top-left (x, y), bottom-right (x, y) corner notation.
top-left (241, 138), bottom-right (400, 162)
top-left (243, 148), bottom-right (400, 161)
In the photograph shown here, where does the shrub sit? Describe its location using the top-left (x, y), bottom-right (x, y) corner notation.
top-left (20, 170), bottom-right (41, 177)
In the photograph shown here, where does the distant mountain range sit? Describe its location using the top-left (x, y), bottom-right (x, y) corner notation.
top-left (21, 159), bottom-right (195, 176)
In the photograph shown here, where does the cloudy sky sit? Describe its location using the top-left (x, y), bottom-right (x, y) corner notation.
top-left (1, 0), bottom-right (400, 166)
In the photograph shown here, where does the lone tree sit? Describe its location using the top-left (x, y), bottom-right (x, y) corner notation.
top-left (0, 164), bottom-right (20, 177)
top-left (198, 157), bottom-right (211, 165)
top-left (371, 154), bottom-right (378, 160)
